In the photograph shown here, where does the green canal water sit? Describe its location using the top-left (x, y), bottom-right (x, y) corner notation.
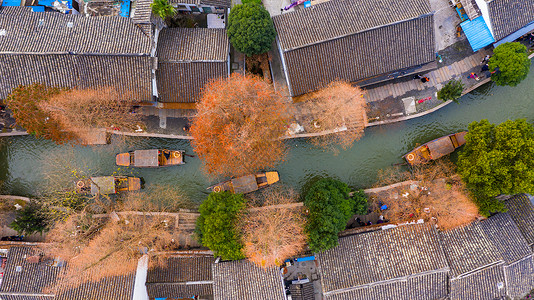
top-left (1, 68), bottom-right (534, 203)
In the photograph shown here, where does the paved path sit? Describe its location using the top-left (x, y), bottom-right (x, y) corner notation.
top-left (364, 49), bottom-right (492, 102)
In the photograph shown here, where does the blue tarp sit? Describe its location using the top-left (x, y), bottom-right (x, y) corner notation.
top-left (1, 0), bottom-right (21, 6)
top-left (29, 5), bottom-right (45, 11)
top-left (120, 0), bottom-right (130, 17)
top-left (294, 256), bottom-right (315, 262)
top-left (461, 16), bottom-right (495, 52)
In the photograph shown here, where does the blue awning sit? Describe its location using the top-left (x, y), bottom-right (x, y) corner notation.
top-left (461, 16), bottom-right (495, 52)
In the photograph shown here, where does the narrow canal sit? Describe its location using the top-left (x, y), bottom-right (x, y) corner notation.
top-left (1, 68), bottom-right (534, 203)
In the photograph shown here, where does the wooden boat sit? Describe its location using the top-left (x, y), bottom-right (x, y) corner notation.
top-left (208, 171), bottom-right (280, 194)
top-left (403, 131), bottom-right (468, 165)
top-left (76, 176), bottom-right (142, 195)
top-left (116, 149), bottom-right (184, 167)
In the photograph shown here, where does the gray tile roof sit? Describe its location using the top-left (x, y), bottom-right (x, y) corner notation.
top-left (55, 273), bottom-right (136, 300)
top-left (289, 282), bottom-right (314, 300)
top-left (504, 194), bottom-right (534, 248)
top-left (0, 247), bottom-right (62, 296)
top-left (0, 54), bottom-right (153, 101)
top-left (212, 260), bottom-right (286, 300)
top-left (487, 0), bottom-right (534, 41)
top-left (0, 12), bottom-right (151, 54)
top-left (157, 28), bottom-right (229, 62)
top-left (324, 271), bottom-right (449, 300)
top-left (504, 255), bottom-right (534, 298)
top-left (146, 255), bottom-right (215, 298)
top-left (316, 223), bottom-right (448, 295)
top-left (273, 0), bottom-right (435, 96)
top-left (157, 62), bottom-right (228, 103)
top-left (449, 263), bottom-right (506, 300)
top-left (272, 0), bottom-right (432, 51)
top-left (132, 0), bottom-right (153, 36)
top-left (439, 222), bottom-right (504, 277)
top-left (479, 213), bottom-right (533, 264)
top-left (0, 6), bottom-right (33, 15)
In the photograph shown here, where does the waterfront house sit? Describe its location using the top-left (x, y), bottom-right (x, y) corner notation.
top-left (145, 254), bottom-right (215, 300)
top-left (272, 0), bottom-right (436, 97)
top-left (457, 0), bottom-right (534, 51)
top-left (0, 6), bottom-right (155, 102)
top-left (0, 246), bottom-right (62, 298)
top-left (504, 194), bottom-right (534, 250)
top-left (0, 246), bottom-right (137, 300)
top-left (212, 260), bottom-right (286, 300)
top-left (155, 27), bottom-right (230, 108)
top-left (315, 223), bottom-right (450, 300)
top-left (440, 213), bottom-right (534, 300)
top-left (479, 213), bottom-right (534, 299)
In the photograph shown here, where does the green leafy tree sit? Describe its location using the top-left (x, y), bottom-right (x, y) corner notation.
top-left (437, 79), bottom-right (464, 103)
top-left (196, 192), bottom-right (246, 260)
top-left (489, 42), bottom-right (531, 86)
top-left (304, 178), bottom-right (367, 252)
top-left (10, 201), bottom-right (50, 236)
top-left (227, 3), bottom-right (276, 56)
top-left (151, 0), bottom-right (176, 20)
top-left (457, 119), bottom-right (534, 216)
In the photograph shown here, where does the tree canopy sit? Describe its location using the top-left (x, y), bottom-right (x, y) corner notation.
top-left (151, 0), bottom-right (176, 20)
top-left (196, 192), bottom-right (246, 260)
top-left (10, 201), bottom-right (50, 236)
top-left (6, 84), bottom-right (73, 143)
top-left (227, 3), bottom-right (276, 56)
top-left (300, 81), bottom-right (367, 151)
top-left (489, 42), bottom-right (531, 86)
top-left (240, 189), bottom-right (306, 268)
top-left (457, 119), bottom-right (534, 216)
top-left (6, 85), bottom-right (142, 144)
top-left (190, 74), bottom-right (289, 177)
top-left (303, 178), bottom-right (367, 252)
top-left (437, 79), bottom-right (464, 103)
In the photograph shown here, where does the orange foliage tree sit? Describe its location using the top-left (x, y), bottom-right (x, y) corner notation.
top-left (44, 199), bottom-right (181, 290)
top-left (6, 84), bottom-right (142, 144)
top-left (191, 74), bottom-right (290, 177)
top-left (300, 81), bottom-right (367, 150)
top-left (6, 84), bottom-right (75, 144)
top-left (240, 189), bottom-right (306, 268)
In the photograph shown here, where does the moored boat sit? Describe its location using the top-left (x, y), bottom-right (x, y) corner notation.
top-left (76, 176), bottom-right (142, 195)
top-left (116, 149), bottom-right (184, 167)
top-left (208, 171), bottom-right (280, 194)
top-left (403, 131), bottom-right (467, 165)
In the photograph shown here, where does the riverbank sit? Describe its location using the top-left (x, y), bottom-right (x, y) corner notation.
top-left (1, 51), bottom-right (532, 141)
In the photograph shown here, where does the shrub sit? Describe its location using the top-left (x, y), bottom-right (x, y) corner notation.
top-left (489, 42), bottom-right (531, 86)
top-left (227, 3), bottom-right (276, 56)
top-left (304, 178), bottom-right (367, 252)
top-left (437, 79), bottom-right (464, 103)
top-left (10, 201), bottom-right (50, 236)
top-left (196, 192), bottom-right (246, 260)
top-left (151, 0), bottom-right (176, 20)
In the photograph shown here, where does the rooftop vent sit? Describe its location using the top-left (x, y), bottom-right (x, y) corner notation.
top-left (66, 22), bottom-right (73, 28)
top-left (38, 19), bottom-right (44, 26)
top-left (0, 29), bottom-right (6, 36)
top-left (15, 266), bottom-right (22, 272)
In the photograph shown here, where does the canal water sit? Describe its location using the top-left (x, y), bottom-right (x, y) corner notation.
top-left (1, 68), bottom-right (534, 203)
